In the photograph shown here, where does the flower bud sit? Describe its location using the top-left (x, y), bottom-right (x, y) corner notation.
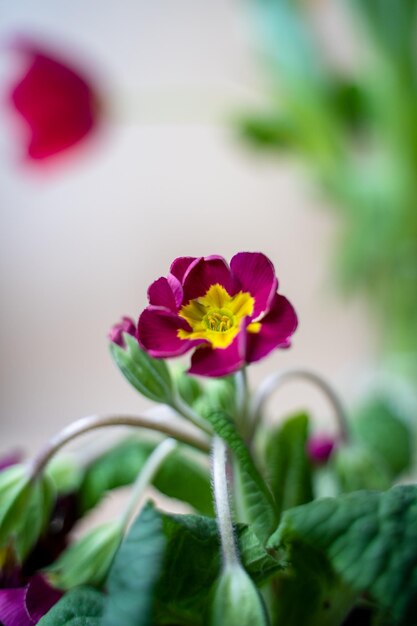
top-left (108, 317), bottom-right (136, 348)
top-left (208, 563), bottom-right (269, 626)
top-left (306, 434), bottom-right (336, 465)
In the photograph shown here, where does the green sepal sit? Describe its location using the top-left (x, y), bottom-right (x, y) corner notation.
top-left (264, 412), bottom-right (313, 518)
top-left (269, 485), bottom-right (417, 625)
top-left (78, 436), bottom-right (213, 516)
top-left (153, 513), bottom-right (280, 625)
top-left (46, 455), bottom-right (83, 495)
top-left (110, 334), bottom-right (173, 404)
top-left (38, 586), bottom-right (104, 625)
top-left (208, 563), bottom-right (270, 626)
top-left (47, 521), bottom-right (122, 590)
top-left (0, 465), bottom-right (31, 548)
top-left (101, 503), bottom-right (166, 626)
top-left (204, 410), bottom-right (277, 544)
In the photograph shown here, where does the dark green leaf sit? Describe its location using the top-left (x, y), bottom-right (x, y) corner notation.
top-left (102, 503), bottom-right (166, 626)
top-left (352, 398), bottom-right (413, 478)
top-left (264, 412), bottom-right (313, 517)
top-left (154, 513), bottom-right (280, 625)
top-left (204, 410), bottom-right (277, 544)
top-left (38, 587), bottom-right (104, 626)
top-left (269, 485), bottom-right (417, 625)
top-left (110, 334), bottom-right (173, 404)
top-left (78, 437), bottom-right (213, 516)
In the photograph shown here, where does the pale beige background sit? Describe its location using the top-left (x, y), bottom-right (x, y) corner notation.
top-left (0, 0), bottom-right (374, 458)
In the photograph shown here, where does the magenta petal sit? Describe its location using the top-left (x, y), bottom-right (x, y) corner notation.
top-left (108, 317), bottom-right (136, 347)
top-left (189, 332), bottom-right (246, 377)
top-left (148, 277), bottom-right (176, 310)
top-left (26, 576), bottom-right (62, 623)
top-left (138, 306), bottom-right (202, 357)
top-left (230, 252), bottom-right (278, 319)
top-left (182, 256), bottom-right (236, 303)
top-left (170, 257), bottom-right (197, 283)
top-left (246, 294), bottom-right (298, 363)
top-left (0, 587), bottom-right (31, 626)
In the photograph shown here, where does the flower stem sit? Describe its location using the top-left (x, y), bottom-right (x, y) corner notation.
top-left (120, 438), bottom-right (177, 532)
top-left (27, 413), bottom-right (210, 481)
top-left (172, 393), bottom-right (213, 434)
top-left (235, 367), bottom-right (250, 437)
top-left (211, 436), bottom-right (240, 568)
top-left (249, 368), bottom-right (349, 442)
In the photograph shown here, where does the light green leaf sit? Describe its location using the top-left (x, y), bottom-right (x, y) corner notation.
top-left (269, 485), bottom-right (417, 624)
top-left (333, 445), bottom-right (391, 492)
top-left (15, 473), bottom-right (55, 560)
top-left (0, 465), bottom-right (31, 547)
top-left (352, 398), bottom-right (413, 478)
top-left (101, 503), bottom-right (166, 626)
top-left (78, 437), bottom-right (213, 516)
top-left (204, 410), bottom-right (277, 544)
top-left (264, 412), bottom-right (313, 517)
top-left (110, 334), bottom-right (173, 404)
top-left (47, 521), bottom-right (122, 590)
top-left (38, 586), bottom-right (104, 625)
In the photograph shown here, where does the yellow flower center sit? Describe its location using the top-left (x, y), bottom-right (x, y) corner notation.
top-left (178, 284), bottom-right (256, 349)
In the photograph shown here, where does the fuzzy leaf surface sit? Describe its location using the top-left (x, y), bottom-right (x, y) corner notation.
top-left (269, 485), bottom-right (417, 625)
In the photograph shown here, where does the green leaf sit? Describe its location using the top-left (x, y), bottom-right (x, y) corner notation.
top-left (239, 113), bottom-right (295, 150)
top-left (172, 366), bottom-right (203, 406)
top-left (154, 513), bottom-right (280, 625)
top-left (110, 334), bottom-right (173, 404)
top-left (352, 398), bottom-right (413, 478)
top-left (38, 586), bottom-right (104, 625)
top-left (15, 473), bottom-right (55, 560)
top-left (269, 485), bottom-right (417, 625)
top-left (333, 445), bottom-right (391, 492)
top-left (47, 521), bottom-right (122, 590)
top-left (264, 412), bottom-right (313, 517)
top-left (204, 410), bottom-right (277, 544)
top-left (78, 437), bottom-right (213, 516)
top-left (101, 503), bottom-right (166, 626)
top-left (0, 467), bottom-right (54, 559)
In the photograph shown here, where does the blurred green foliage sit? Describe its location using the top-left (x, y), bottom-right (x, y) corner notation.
top-left (241, 0), bottom-right (417, 358)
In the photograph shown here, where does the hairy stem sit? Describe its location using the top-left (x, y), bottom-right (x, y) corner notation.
top-left (211, 436), bottom-right (240, 567)
top-left (120, 438), bottom-right (177, 531)
top-left (27, 413), bottom-right (210, 481)
top-left (250, 368), bottom-right (349, 441)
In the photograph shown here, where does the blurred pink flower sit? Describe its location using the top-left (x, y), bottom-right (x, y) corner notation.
top-left (307, 434), bottom-right (336, 465)
top-left (0, 575), bottom-right (61, 626)
top-left (9, 41), bottom-right (100, 161)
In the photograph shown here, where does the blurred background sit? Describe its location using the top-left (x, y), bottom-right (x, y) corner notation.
top-left (0, 0), bottom-right (415, 455)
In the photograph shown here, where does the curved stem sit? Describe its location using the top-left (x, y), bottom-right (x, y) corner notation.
top-left (211, 436), bottom-right (240, 568)
top-left (120, 438), bottom-right (177, 531)
top-left (172, 393), bottom-right (213, 434)
top-left (27, 413), bottom-right (210, 481)
top-left (250, 368), bottom-right (349, 442)
top-left (235, 367), bottom-right (250, 436)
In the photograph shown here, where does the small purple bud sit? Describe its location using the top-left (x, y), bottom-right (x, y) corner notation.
top-left (108, 316), bottom-right (136, 348)
top-left (307, 434), bottom-right (336, 465)
top-left (0, 451), bottom-right (23, 472)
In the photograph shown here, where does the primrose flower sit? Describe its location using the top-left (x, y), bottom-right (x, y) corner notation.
top-left (108, 316), bottom-right (136, 348)
top-left (138, 253), bottom-right (297, 377)
top-left (0, 575), bottom-right (61, 626)
top-left (9, 40), bottom-right (100, 161)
